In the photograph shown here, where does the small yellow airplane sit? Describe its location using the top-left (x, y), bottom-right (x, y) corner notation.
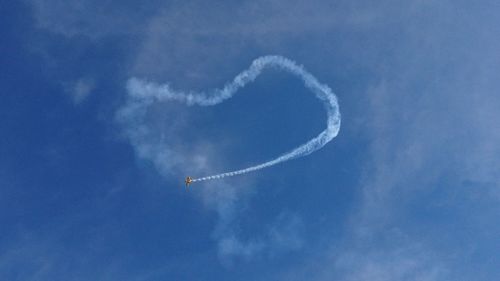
top-left (185, 176), bottom-right (193, 187)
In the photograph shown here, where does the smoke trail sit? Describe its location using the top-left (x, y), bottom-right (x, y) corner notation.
top-left (126, 56), bottom-right (341, 182)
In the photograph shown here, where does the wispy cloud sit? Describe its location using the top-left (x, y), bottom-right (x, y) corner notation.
top-left (331, 242), bottom-right (448, 281)
top-left (65, 77), bottom-right (94, 105)
top-left (216, 211), bottom-right (304, 263)
top-left (130, 0), bottom-right (383, 84)
top-left (315, 1), bottom-right (500, 280)
top-left (29, 0), bottom-right (157, 38)
top-left (117, 76), bottom-right (306, 261)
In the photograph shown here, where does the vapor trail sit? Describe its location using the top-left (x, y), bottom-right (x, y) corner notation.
top-left (126, 56), bottom-right (341, 182)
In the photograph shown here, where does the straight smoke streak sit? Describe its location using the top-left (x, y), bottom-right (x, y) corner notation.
top-left (126, 56), bottom-right (341, 182)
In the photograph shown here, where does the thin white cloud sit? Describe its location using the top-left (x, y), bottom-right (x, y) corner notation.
top-left (319, 2), bottom-right (500, 280)
top-left (216, 211), bottom-right (304, 263)
top-left (130, 0), bottom-right (383, 85)
top-left (332, 244), bottom-right (448, 281)
top-left (66, 78), bottom-right (94, 105)
top-left (116, 87), bottom-right (305, 262)
top-left (29, 0), bottom-right (151, 38)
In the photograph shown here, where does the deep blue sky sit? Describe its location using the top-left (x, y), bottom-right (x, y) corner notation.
top-left (1, 1), bottom-right (499, 280)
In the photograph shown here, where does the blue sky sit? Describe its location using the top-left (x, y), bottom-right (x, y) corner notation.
top-left (1, 0), bottom-right (499, 280)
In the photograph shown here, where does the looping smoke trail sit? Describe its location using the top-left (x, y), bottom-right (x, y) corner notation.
top-left (126, 55), bottom-right (341, 182)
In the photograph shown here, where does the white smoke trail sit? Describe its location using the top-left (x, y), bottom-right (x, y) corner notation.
top-left (126, 55), bottom-right (341, 182)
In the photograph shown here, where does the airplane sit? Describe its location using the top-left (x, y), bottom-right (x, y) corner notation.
top-left (185, 176), bottom-right (193, 187)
